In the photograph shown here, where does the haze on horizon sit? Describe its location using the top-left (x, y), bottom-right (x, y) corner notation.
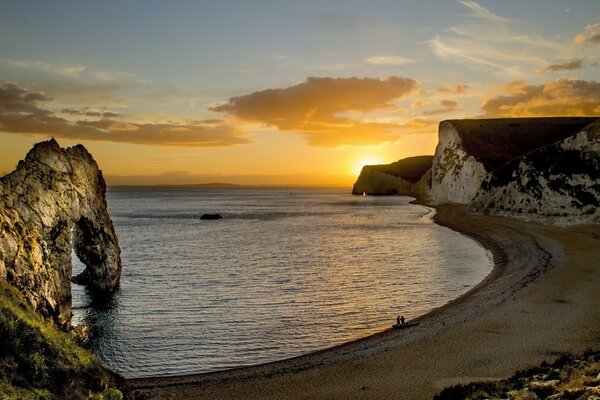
top-left (1, 0), bottom-right (599, 186)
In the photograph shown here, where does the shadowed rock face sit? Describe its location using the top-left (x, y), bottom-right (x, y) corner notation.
top-left (0, 139), bottom-right (121, 328)
top-left (470, 120), bottom-right (600, 224)
top-left (352, 156), bottom-right (433, 198)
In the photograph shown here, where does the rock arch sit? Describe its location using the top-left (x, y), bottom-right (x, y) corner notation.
top-left (0, 139), bottom-right (121, 328)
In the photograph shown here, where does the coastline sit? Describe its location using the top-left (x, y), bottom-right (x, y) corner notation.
top-left (125, 204), bottom-right (600, 399)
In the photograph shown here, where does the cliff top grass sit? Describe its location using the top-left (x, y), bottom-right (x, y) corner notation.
top-left (447, 117), bottom-right (599, 172)
top-left (362, 155), bottom-right (433, 183)
top-left (434, 349), bottom-right (600, 400)
top-left (0, 279), bottom-right (122, 400)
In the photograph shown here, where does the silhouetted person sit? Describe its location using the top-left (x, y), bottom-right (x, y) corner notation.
top-left (400, 315), bottom-right (406, 326)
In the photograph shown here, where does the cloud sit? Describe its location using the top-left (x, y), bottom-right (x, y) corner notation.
top-left (458, 0), bottom-right (508, 22)
top-left (0, 82), bottom-right (249, 147)
top-left (0, 58), bottom-right (86, 78)
top-left (573, 23), bottom-right (600, 45)
top-left (211, 76), bottom-right (419, 146)
top-left (61, 108), bottom-right (121, 118)
top-left (423, 100), bottom-right (459, 116)
top-left (364, 56), bottom-right (414, 66)
top-left (436, 83), bottom-right (469, 94)
top-left (430, 1), bottom-right (565, 76)
top-left (482, 78), bottom-right (600, 117)
top-left (536, 58), bottom-right (585, 73)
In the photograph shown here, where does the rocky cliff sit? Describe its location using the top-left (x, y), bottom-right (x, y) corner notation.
top-left (470, 120), bottom-right (600, 224)
top-left (353, 117), bottom-right (599, 224)
top-left (429, 117), bottom-right (598, 204)
top-left (0, 139), bottom-right (121, 327)
top-left (352, 155), bottom-right (432, 197)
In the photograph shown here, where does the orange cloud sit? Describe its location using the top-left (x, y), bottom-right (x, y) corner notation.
top-left (0, 82), bottom-right (249, 146)
top-left (211, 76), bottom-right (419, 146)
top-left (423, 100), bottom-right (459, 116)
top-left (573, 23), bottom-right (600, 45)
top-left (482, 78), bottom-right (600, 117)
top-left (536, 58), bottom-right (584, 73)
top-left (436, 84), bottom-right (469, 94)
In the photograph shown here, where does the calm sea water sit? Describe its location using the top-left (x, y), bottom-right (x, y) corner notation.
top-left (72, 188), bottom-right (492, 378)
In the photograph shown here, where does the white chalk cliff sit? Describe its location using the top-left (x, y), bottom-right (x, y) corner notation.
top-left (470, 121), bottom-right (600, 224)
top-left (353, 117), bottom-right (599, 225)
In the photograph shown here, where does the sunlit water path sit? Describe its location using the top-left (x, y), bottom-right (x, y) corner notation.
top-left (72, 188), bottom-right (491, 378)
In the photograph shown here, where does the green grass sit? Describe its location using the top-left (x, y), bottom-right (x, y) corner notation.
top-left (0, 280), bottom-right (123, 400)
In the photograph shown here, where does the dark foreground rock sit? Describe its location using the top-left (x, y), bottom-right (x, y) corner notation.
top-left (0, 139), bottom-right (121, 328)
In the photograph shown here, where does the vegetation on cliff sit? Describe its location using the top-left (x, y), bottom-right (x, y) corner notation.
top-left (0, 279), bottom-right (122, 399)
top-left (448, 117), bottom-right (598, 171)
top-left (435, 350), bottom-right (600, 400)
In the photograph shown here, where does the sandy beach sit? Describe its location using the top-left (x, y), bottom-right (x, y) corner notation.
top-left (125, 204), bottom-right (600, 400)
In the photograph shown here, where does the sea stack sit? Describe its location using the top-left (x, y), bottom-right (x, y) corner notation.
top-left (0, 139), bottom-right (121, 328)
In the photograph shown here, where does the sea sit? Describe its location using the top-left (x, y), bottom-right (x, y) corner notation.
top-left (71, 187), bottom-right (492, 378)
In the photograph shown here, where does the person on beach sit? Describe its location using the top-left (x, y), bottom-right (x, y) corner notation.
top-left (395, 315), bottom-right (406, 327)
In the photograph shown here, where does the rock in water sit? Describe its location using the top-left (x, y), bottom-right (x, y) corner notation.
top-left (200, 213), bottom-right (222, 220)
top-left (0, 139), bottom-right (121, 328)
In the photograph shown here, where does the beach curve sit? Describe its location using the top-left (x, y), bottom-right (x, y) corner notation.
top-left (124, 204), bottom-right (600, 399)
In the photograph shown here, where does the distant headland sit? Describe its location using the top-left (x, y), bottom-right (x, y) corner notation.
top-left (354, 117), bottom-right (600, 225)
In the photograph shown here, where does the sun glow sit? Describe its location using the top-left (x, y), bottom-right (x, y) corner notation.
top-left (353, 157), bottom-right (385, 176)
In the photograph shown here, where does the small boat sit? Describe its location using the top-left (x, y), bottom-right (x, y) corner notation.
top-left (362, 192), bottom-right (367, 196)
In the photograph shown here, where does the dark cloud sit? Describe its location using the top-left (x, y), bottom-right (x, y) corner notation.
top-left (423, 100), bottom-right (459, 116)
top-left (0, 82), bottom-right (249, 147)
top-left (61, 107), bottom-right (120, 118)
top-left (536, 58), bottom-right (584, 73)
top-left (482, 78), bottom-right (600, 117)
top-left (211, 76), bottom-right (419, 146)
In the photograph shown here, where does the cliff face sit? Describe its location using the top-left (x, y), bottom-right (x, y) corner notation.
top-left (352, 155), bottom-right (432, 198)
top-left (352, 117), bottom-right (599, 225)
top-left (0, 139), bottom-right (121, 327)
top-left (429, 121), bottom-right (487, 203)
top-left (470, 121), bottom-right (600, 224)
top-left (429, 118), bottom-right (598, 204)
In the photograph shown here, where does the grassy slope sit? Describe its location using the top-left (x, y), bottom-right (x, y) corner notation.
top-left (449, 117), bottom-right (599, 171)
top-left (0, 280), bottom-right (122, 400)
top-left (434, 350), bottom-right (600, 399)
top-left (362, 155), bottom-right (433, 183)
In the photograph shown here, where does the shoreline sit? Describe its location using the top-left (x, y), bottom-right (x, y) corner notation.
top-left (125, 204), bottom-right (600, 399)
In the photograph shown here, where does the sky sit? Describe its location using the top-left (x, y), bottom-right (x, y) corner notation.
top-left (1, 0), bottom-right (599, 186)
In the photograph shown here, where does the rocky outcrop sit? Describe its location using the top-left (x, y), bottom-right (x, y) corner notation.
top-left (429, 118), bottom-right (598, 204)
top-left (470, 121), bottom-right (600, 224)
top-left (0, 139), bottom-right (121, 327)
top-left (352, 156), bottom-right (432, 198)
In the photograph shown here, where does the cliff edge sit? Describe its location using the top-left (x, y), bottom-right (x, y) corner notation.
top-left (0, 139), bottom-right (121, 328)
top-left (352, 155), bottom-right (432, 197)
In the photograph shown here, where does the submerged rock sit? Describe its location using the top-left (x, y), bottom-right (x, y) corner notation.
top-left (0, 139), bottom-right (121, 328)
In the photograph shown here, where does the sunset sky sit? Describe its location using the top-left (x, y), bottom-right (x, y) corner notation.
top-left (1, 1), bottom-right (599, 186)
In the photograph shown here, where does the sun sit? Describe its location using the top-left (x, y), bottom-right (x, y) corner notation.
top-left (353, 157), bottom-right (385, 176)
